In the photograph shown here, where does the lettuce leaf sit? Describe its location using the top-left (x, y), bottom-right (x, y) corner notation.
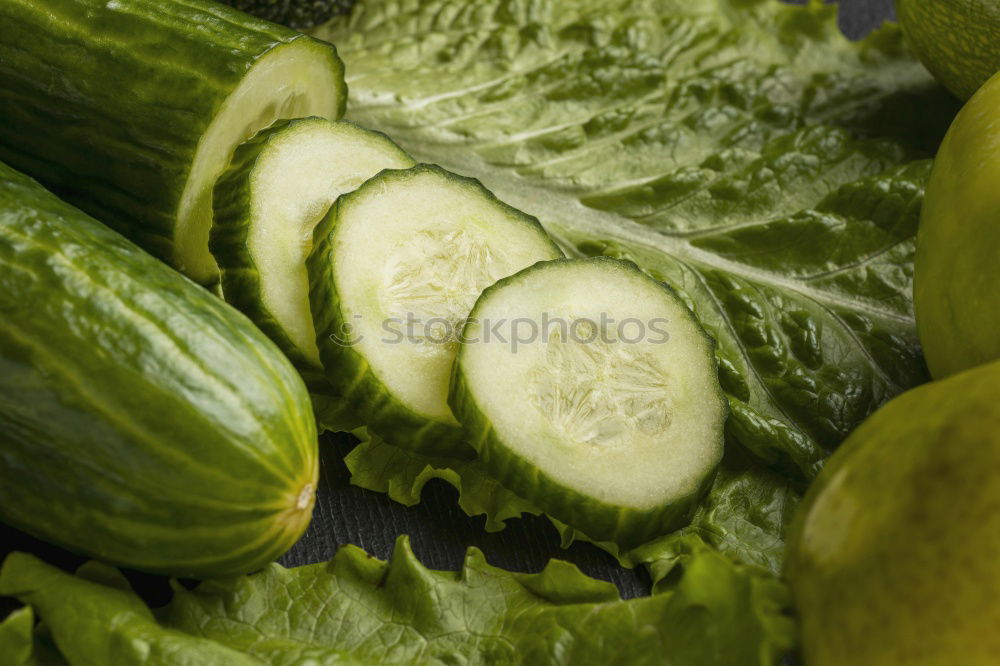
top-left (0, 555), bottom-right (259, 665)
top-left (0, 538), bottom-right (793, 665)
top-left (314, 0), bottom-right (955, 481)
top-left (345, 428), bottom-right (543, 532)
top-left (347, 428), bottom-right (798, 574)
top-left (0, 606), bottom-right (57, 666)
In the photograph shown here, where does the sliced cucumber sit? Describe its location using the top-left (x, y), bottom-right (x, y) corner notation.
top-left (212, 118), bottom-right (415, 368)
top-left (449, 258), bottom-right (727, 547)
top-left (0, 0), bottom-right (346, 284)
top-left (309, 165), bottom-right (564, 456)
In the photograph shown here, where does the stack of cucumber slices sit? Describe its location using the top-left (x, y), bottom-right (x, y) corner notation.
top-left (212, 117), bottom-right (727, 549)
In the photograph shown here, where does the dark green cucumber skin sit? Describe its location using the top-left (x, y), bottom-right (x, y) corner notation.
top-left (212, 118), bottom-right (317, 371)
top-left (0, 0), bottom-right (345, 280)
top-left (449, 258), bottom-right (726, 549)
top-left (0, 161), bottom-right (318, 578)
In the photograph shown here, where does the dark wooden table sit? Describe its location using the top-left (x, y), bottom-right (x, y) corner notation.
top-left (0, 0), bottom-right (898, 614)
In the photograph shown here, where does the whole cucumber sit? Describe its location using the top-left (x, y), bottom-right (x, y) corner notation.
top-left (0, 161), bottom-right (318, 578)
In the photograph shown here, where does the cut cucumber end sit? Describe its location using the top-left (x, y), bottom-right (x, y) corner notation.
top-left (213, 118), bottom-right (414, 367)
top-left (178, 36), bottom-right (346, 283)
top-left (309, 164), bottom-right (563, 456)
top-left (450, 257), bottom-right (727, 546)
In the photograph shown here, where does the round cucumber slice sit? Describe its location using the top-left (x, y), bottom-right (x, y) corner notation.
top-left (308, 165), bottom-right (564, 456)
top-left (212, 118), bottom-right (415, 368)
top-left (449, 257), bottom-right (727, 547)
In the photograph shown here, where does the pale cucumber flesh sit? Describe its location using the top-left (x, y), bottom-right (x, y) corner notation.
top-left (324, 165), bottom-right (563, 437)
top-left (176, 39), bottom-right (344, 283)
top-left (453, 258), bottom-right (726, 516)
top-left (247, 120), bottom-right (414, 364)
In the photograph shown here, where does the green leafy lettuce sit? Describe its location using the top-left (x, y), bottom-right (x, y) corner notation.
top-left (0, 537), bottom-right (793, 665)
top-left (0, 607), bottom-right (42, 665)
top-left (309, 0), bottom-right (955, 564)
top-left (0, 606), bottom-right (69, 666)
top-left (348, 428), bottom-right (797, 575)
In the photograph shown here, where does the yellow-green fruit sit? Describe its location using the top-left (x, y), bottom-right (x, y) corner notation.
top-left (915, 69), bottom-right (1000, 378)
top-left (896, 0), bottom-right (1000, 100)
top-left (785, 359), bottom-right (1000, 665)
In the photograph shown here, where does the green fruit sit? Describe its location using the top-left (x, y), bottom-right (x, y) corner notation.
top-left (896, 0), bottom-right (1000, 100)
top-left (914, 71), bottom-right (1000, 378)
top-left (785, 360), bottom-right (1000, 665)
top-left (0, 160), bottom-right (318, 578)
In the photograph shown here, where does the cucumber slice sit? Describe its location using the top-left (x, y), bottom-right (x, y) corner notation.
top-left (212, 118), bottom-right (415, 368)
top-left (449, 258), bottom-right (727, 547)
top-left (309, 165), bottom-right (564, 456)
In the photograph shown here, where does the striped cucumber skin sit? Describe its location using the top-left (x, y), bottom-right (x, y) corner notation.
top-left (0, 0), bottom-right (346, 283)
top-left (308, 165), bottom-right (564, 457)
top-left (0, 161), bottom-right (318, 578)
top-left (449, 258), bottom-right (727, 548)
